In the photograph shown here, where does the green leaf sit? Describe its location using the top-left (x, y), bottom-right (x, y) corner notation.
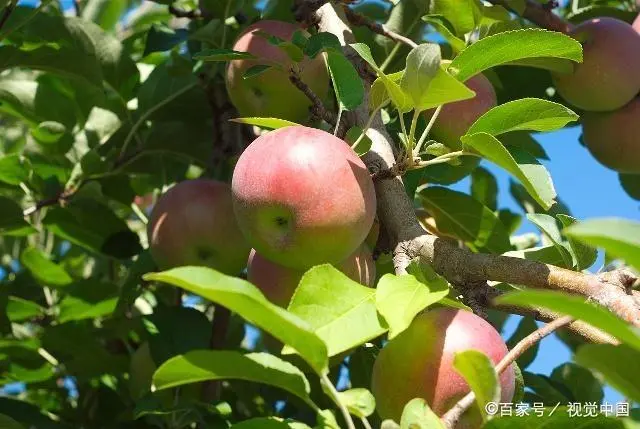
top-left (620, 173), bottom-right (640, 201)
top-left (0, 154), bottom-right (30, 186)
top-left (470, 166), bottom-right (498, 211)
top-left (305, 32), bottom-right (342, 58)
top-left (429, 0), bottom-right (483, 36)
top-left (327, 50), bottom-right (364, 111)
top-left (574, 344), bottom-right (640, 403)
top-left (338, 388), bottom-right (376, 418)
top-left (81, 0), bottom-right (128, 30)
top-left (376, 273), bottom-right (448, 339)
top-left (32, 121), bottom-right (66, 145)
top-left (153, 350), bottom-right (316, 408)
top-left (550, 362), bottom-right (603, 404)
top-left (527, 213), bottom-right (573, 268)
top-left (243, 64), bottom-right (272, 79)
top-left (449, 28), bottom-right (583, 82)
top-left (399, 398), bottom-right (446, 429)
top-left (20, 247), bottom-right (73, 288)
top-left (503, 245), bottom-right (572, 269)
top-left (0, 414), bottom-right (26, 429)
top-left (6, 297), bottom-right (44, 322)
top-left (193, 48), bottom-right (257, 61)
top-left (144, 267), bottom-right (328, 374)
top-left (453, 349), bottom-right (500, 422)
top-left (349, 42), bottom-right (380, 71)
top-left (378, 72), bottom-right (413, 113)
top-left (229, 117), bottom-right (300, 129)
top-left (564, 218), bottom-right (640, 272)
top-left (495, 290), bottom-right (640, 352)
top-left (58, 280), bottom-right (118, 322)
top-left (556, 215), bottom-right (597, 270)
top-left (506, 317), bottom-right (539, 369)
top-left (231, 418), bottom-right (311, 429)
top-left (0, 196), bottom-right (35, 236)
top-left (466, 98), bottom-right (579, 136)
top-left (422, 15), bottom-right (466, 53)
top-left (400, 44), bottom-right (442, 111)
top-left (461, 133), bottom-right (556, 210)
top-left (285, 265), bottom-right (387, 357)
top-left (419, 186), bottom-right (512, 254)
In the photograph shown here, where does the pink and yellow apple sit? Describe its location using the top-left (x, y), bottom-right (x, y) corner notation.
top-left (371, 308), bottom-right (515, 427)
top-left (226, 20), bottom-right (330, 123)
top-left (248, 244), bottom-right (376, 308)
top-left (552, 17), bottom-right (640, 112)
top-left (425, 73), bottom-right (497, 150)
top-left (147, 179), bottom-right (251, 275)
top-left (231, 125), bottom-right (377, 270)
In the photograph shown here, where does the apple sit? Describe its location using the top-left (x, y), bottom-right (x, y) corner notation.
top-left (371, 308), bottom-right (515, 426)
top-left (231, 125), bottom-right (377, 270)
top-left (424, 73), bottom-right (497, 150)
top-left (226, 20), bottom-right (330, 123)
top-left (248, 244), bottom-right (376, 308)
top-left (147, 179), bottom-right (251, 275)
top-left (552, 17), bottom-right (640, 112)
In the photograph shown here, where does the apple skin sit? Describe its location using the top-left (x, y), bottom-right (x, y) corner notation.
top-left (371, 308), bottom-right (515, 427)
top-left (147, 179), bottom-right (251, 275)
top-left (226, 20), bottom-right (330, 123)
top-left (552, 17), bottom-right (640, 112)
top-left (634, 14), bottom-right (640, 32)
top-left (231, 125), bottom-right (377, 270)
top-left (424, 73), bottom-right (497, 150)
top-left (248, 244), bottom-right (376, 308)
top-left (582, 96), bottom-right (640, 174)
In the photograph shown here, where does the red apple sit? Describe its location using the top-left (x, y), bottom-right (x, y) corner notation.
top-left (147, 179), bottom-right (251, 275)
top-left (231, 125), bottom-right (376, 270)
top-left (248, 244), bottom-right (376, 308)
top-left (226, 20), bottom-right (330, 123)
top-left (371, 308), bottom-right (515, 426)
top-left (552, 17), bottom-right (640, 112)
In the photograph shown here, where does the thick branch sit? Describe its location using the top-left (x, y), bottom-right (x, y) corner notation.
top-left (487, 0), bottom-right (574, 33)
top-left (441, 316), bottom-right (574, 428)
top-left (342, 5), bottom-right (417, 48)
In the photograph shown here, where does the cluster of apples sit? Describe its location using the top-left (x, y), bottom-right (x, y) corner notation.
top-left (146, 19), bottom-right (515, 427)
top-left (552, 16), bottom-right (640, 174)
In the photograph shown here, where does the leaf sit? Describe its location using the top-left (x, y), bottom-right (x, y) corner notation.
top-left (574, 344), bottom-right (640, 403)
top-left (422, 15), bottom-right (466, 53)
top-left (243, 64), bottom-right (272, 79)
top-left (556, 215), bottom-right (597, 270)
top-left (285, 265), bottom-right (387, 357)
top-left (338, 388), bottom-right (376, 418)
top-left (193, 48), bottom-right (257, 61)
top-left (376, 273), bottom-right (448, 339)
top-left (526, 213), bottom-right (573, 268)
top-left (506, 317), bottom-right (539, 369)
top-left (419, 186), bottom-right (512, 254)
top-left (0, 197), bottom-right (35, 236)
top-left (6, 297), bottom-right (44, 322)
top-left (153, 350), bottom-right (316, 407)
top-left (305, 32), bottom-right (342, 58)
top-left (449, 28), bottom-right (583, 82)
top-left (399, 398), bottom-right (446, 429)
top-left (0, 415), bottom-right (25, 429)
top-left (231, 418), bottom-right (311, 429)
top-left (20, 247), bottom-right (73, 288)
top-left (144, 267), bottom-right (328, 374)
top-left (461, 133), bottom-right (556, 210)
top-left (0, 154), bottom-right (30, 186)
top-left (400, 44), bottom-right (442, 111)
top-left (229, 117), bottom-right (300, 129)
top-left (564, 218), bottom-right (640, 272)
top-left (349, 42), bottom-right (380, 71)
top-left (378, 73), bottom-right (413, 113)
top-left (429, 0), bottom-right (483, 35)
top-left (550, 362), bottom-right (603, 403)
top-left (466, 98), bottom-right (579, 136)
top-left (470, 166), bottom-right (498, 211)
top-left (453, 349), bottom-right (500, 422)
top-left (494, 290), bottom-right (640, 352)
top-left (58, 280), bottom-right (118, 323)
top-left (327, 50), bottom-right (364, 111)
top-left (503, 245), bottom-right (572, 269)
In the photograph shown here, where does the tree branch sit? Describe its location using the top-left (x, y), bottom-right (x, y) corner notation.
top-left (342, 5), bottom-right (417, 48)
top-left (306, 3), bottom-right (640, 346)
top-left (441, 316), bottom-right (575, 428)
top-left (201, 304), bottom-right (231, 403)
top-left (289, 68), bottom-right (337, 127)
top-left (486, 0), bottom-right (575, 33)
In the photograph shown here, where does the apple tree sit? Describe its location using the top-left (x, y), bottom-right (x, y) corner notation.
top-left (0, 0), bottom-right (639, 428)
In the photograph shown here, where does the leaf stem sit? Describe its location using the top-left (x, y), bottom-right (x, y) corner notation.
top-left (321, 373), bottom-right (356, 429)
top-left (360, 417), bottom-right (373, 429)
top-left (351, 104), bottom-right (384, 149)
top-left (414, 105), bottom-right (442, 157)
top-left (407, 109), bottom-right (420, 153)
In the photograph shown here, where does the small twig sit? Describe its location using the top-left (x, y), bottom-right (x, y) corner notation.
top-left (289, 68), bottom-right (337, 126)
top-left (440, 315), bottom-right (574, 428)
top-left (487, 0), bottom-right (574, 33)
top-left (201, 305), bottom-right (231, 403)
top-left (342, 5), bottom-right (418, 48)
top-left (0, 0), bottom-right (18, 35)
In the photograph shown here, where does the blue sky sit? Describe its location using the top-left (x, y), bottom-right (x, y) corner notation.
top-left (10, 0), bottom-right (640, 409)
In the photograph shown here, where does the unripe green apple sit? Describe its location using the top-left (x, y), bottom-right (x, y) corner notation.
top-left (226, 20), bottom-right (330, 123)
top-left (248, 244), bottom-right (376, 308)
top-left (552, 17), bottom-right (640, 112)
top-left (147, 179), bottom-right (251, 275)
top-left (424, 73), bottom-right (497, 150)
top-left (371, 308), bottom-right (515, 426)
top-left (582, 96), bottom-right (640, 173)
top-left (231, 125), bottom-right (377, 270)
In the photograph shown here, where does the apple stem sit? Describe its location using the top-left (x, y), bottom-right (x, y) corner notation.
top-left (321, 373), bottom-right (357, 429)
